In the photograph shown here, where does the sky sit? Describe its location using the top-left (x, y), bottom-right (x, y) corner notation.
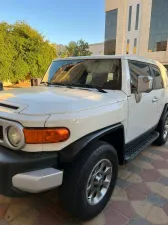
top-left (0, 0), bottom-right (105, 45)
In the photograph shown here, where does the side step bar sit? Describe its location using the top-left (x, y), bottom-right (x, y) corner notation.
top-left (125, 131), bottom-right (159, 162)
top-left (12, 168), bottom-right (63, 193)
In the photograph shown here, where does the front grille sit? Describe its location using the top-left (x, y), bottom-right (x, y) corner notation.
top-left (0, 126), bottom-right (3, 140)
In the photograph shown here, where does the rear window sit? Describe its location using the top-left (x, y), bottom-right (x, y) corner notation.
top-left (151, 66), bottom-right (163, 89)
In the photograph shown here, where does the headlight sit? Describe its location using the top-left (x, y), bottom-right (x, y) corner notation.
top-left (7, 126), bottom-right (22, 147)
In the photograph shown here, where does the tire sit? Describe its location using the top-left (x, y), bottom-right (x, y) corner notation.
top-left (154, 110), bottom-right (168, 146)
top-left (59, 141), bottom-right (118, 221)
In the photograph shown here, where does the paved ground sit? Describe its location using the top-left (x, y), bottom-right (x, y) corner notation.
top-left (0, 144), bottom-right (168, 225)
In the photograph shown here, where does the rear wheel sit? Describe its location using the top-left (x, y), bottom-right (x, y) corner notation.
top-left (59, 141), bottom-right (118, 221)
top-left (154, 111), bottom-right (168, 145)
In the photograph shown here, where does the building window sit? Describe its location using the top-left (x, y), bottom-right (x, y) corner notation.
top-left (133, 38), bottom-right (137, 54)
top-left (126, 40), bottom-right (130, 54)
top-left (104, 9), bottom-right (118, 55)
top-left (128, 6), bottom-right (132, 31)
top-left (135, 4), bottom-right (140, 30)
top-left (148, 0), bottom-right (168, 52)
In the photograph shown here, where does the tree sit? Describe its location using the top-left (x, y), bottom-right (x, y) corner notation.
top-left (0, 21), bottom-right (57, 83)
top-left (63, 39), bottom-right (92, 57)
top-left (57, 44), bottom-right (66, 58)
top-left (0, 22), bottom-right (17, 82)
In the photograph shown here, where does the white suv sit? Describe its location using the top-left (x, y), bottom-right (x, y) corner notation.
top-left (0, 55), bottom-right (168, 220)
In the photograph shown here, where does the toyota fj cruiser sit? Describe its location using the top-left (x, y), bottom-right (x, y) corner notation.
top-left (0, 55), bottom-right (168, 220)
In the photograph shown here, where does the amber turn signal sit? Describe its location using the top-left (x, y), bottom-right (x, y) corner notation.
top-left (23, 128), bottom-right (70, 144)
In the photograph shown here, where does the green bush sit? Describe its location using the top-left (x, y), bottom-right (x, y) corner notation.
top-left (0, 21), bottom-right (56, 83)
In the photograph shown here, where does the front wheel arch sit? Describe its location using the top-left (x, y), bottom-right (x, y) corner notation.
top-left (59, 123), bottom-right (125, 165)
top-left (158, 104), bottom-right (168, 124)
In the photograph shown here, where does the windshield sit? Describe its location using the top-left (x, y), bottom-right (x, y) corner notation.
top-left (42, 59), bottom-right (121, 90)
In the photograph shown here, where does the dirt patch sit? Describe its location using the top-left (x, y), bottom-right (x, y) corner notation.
top-left (4, 82), bottom-right (31, 89)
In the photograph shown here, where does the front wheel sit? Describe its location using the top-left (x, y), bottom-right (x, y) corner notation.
top-left (59, 141), bottom-right (118, 221)
top-left (154, 111), bottom-right (168, 146)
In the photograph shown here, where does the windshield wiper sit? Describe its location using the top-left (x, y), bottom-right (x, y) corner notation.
top-left (71, 83), bottom-right (107, 93)
top-left (50, 82), bottom-right (73, 89)
top-left (41, 81), bottom-right (73, 89)
top-left (41, 82), bottom-right (107, 93)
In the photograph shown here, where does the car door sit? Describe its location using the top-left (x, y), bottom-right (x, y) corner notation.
top-left (150, 65), bottom-right (165, 119)
top-left (126, 60), bottom-right (158, 143)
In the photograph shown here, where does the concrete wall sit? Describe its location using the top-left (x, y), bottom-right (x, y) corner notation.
top-left (106, 0), bottom-right (128, 54)
top-left (123, 0), bottom-right (142, 54)
top-left (105, 0), bottom-right (123, 11)
top-left (89, 43), bottom-right (104, 55)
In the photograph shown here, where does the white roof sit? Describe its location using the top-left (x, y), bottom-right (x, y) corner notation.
top-left (53, 54), bottom-right (158, 65)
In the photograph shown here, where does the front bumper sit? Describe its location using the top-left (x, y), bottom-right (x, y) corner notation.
top-left (0, 146), bottom-right (61, 197)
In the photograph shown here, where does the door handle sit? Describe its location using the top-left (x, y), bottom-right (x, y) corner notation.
top-left (152, 97), bottom-right (158, 103)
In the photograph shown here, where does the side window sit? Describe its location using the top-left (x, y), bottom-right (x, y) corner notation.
top-left (151, 66), bottom-right (163, 89)
top-left (129, 61), bottom-right (152, 92)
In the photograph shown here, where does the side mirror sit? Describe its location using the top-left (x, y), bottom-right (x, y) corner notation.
top-left (137, 75), bottom-right (153, 93)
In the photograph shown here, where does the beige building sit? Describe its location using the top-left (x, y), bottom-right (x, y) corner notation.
top-left (105, 0), bottom-right (168, 68)
top-left (89, 43), bottom-right (104, 55)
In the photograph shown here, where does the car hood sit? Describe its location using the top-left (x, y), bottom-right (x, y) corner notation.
top-left (0, 86), bottom-right (127, 115)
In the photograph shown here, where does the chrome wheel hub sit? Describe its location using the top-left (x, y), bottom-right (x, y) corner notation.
top-left (86, 159), bottom-right (112, 205)
top-left (164, 118), bottom-right (168, 139)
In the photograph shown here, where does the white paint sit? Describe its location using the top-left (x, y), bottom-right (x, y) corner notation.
top-left (126, 92), bottom-right (158, 142)
top-left (0, 55), bottom-right (167, 152)
top-left (0, 87), bottom-right (126, 116)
